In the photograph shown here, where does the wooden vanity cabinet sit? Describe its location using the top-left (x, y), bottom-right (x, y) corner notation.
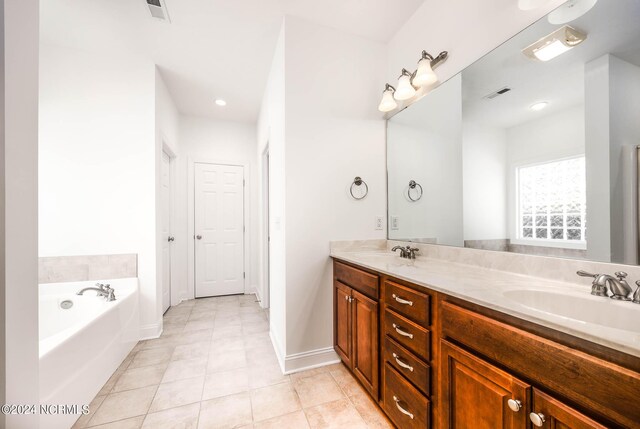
top-left (333, 261), bottom-right (379, 398)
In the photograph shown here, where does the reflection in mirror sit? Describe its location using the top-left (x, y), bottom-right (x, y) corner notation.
top-left (387, 0), bottom-right (640, 265)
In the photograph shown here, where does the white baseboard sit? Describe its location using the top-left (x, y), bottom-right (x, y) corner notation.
top-left (283, 347), bottom-right (340, 375)
top-left (139, 322), bottom-right (162, 340)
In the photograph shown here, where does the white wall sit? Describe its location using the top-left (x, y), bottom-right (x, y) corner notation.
top-left (38, 44), bottom-right (160, 337)
top-left (257, 22), bottom-right (287, 361)
top-left (175, 115), bottom-right (257, 304)
top-left (462, 122), bottom-right (507, 241)
top-left (3, 0), bottom-right (40, 427)
top-left (388, 74), bottom-right (463, 245)
top-left (283, 16), bottom-right (387, 367)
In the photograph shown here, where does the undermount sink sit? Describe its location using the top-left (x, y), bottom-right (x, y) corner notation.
top-left (503, 289), bottom-right (640, 331)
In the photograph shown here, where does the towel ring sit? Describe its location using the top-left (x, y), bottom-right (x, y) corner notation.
top-left (350, 176), bottom-right (369, 200)
top-left (408, 180), bottom-right (423, 202)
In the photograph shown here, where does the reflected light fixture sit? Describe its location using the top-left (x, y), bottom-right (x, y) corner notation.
top-left (522, 25), bottom-right (587, 61)
top-left (215, 99), bottom-right (227, 106)
top-left (548, 0), bottom-right (598, 24)
top-left (394, 69), bottom-right (417, 101)
top-left (378, 84), bottom-right (398, 112)
top-left (413, 51), bottom-right (439, 87)
top-left (530, 101), bottom-right (549, 111)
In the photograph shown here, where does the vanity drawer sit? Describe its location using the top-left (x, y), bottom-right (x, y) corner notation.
top-left (384, 308), bottom-right (430, 360)
top-left (334, 261), bottom-right (379, 300)
top-left (384, 336), bottom-right (430, 396)
top-left (384, 280), bottom-right (430, 326)
top-left (383, 362), bottom-right (430, 429)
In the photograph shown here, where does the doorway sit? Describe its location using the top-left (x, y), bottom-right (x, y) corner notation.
top-left (161, 150), bottom-right (174, 314)
top-left (194, 162), bottom-right (245, 298)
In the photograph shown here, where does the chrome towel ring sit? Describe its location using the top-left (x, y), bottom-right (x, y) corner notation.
top-left (408, 180), bottom-right (423, 202)
top-left (350, 176), bottom-right (369, 200)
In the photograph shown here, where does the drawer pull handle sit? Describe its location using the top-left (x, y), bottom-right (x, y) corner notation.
top-left (392, 396), bottom-right (414, 419)
top-left (529, 412), bottom-right (546, 427)
top-left (392, 323), bottom-right (414, 339)
top-left (392, 353), bottom-right (414, 372)
top-left (507, 399), bottom-right (522, 412)
top-left (392, 294), bottom-right (413, 306)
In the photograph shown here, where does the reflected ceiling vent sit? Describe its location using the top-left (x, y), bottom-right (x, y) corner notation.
top-left (146, 0), bottom-right (171, 22)
top-left (483, 87), bottom-right (511, 100)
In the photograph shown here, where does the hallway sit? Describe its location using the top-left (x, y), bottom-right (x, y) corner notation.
top-left (72, 295), bottom-right (392, 428)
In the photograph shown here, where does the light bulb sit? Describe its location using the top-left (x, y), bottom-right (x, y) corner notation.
top-left (413, 57), bottom-right (437, 87)
top-left (378, 87), bottom-right (397, 112)
top-left (394, 71), bottom-right (416, 101)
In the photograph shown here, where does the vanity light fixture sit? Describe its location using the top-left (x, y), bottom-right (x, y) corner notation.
top-left (530, 101), bottom-right (549, 111)
top-left (522, 25), bottom-right (587, 62)
top-left (378, 84), bottom-right (398, 112)
top-left (394, 69), bottom-right (417, 101)
top-left (412, 51), bottom-right (439, 87)
top-left (215, 98), bottom-right (227, 106)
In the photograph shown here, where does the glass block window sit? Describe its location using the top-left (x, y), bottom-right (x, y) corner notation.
top-left (517, 156), bottom-right (586, 244)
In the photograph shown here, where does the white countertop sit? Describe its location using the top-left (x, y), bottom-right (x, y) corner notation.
top-left (331, 249), bottom-right (640, 359)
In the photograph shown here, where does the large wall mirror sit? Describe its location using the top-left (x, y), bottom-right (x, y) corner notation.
top-left (387, 0), bottom-right (640, 265)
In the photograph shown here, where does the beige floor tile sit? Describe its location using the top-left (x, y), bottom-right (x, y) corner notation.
top-left (212, 325), bottom-right (243, 339)
top-left (72, 394), bottom-right (105, 428)
top-left (252, 410), bottom-right (310, 429)
top-left (250, 382), bottom-right (302, 422)
top-left (348, 389), bottom-right (393, 428)
top-left (139, 336), bottom-right (180, 351)
top-left (304, 398), bottom-right (368, 429)
top-left (141, 402), bottom-right (200, 429)
top-left (88, 386), bottom-right (157, 426)
top-left (207, 349), bottom-right (247, 373)
top-left (330, 366), bottom-right (367, 397)
top-left (188, 310), bottom-right (216, 322)
top-left (149, 376), bottom-right (205, 413)
top-left (210, 336), bottom-right (245, 352)
top-left (241, 321), bottom-right (268, 335)
top-left (177, 329), bottom-right (213, 346)
top-left (129, 347), bottom-right (174, 369)
top-left (112, 364), bottom-right (167, 393)
top-left (248, 361), bottom-right (288, 389)
top-left (183, 320), bottom-right (216, 332)
top-left (161, 325), bottom-right (185, 337)
top-left (202, 367), bottom-right (250, 400)
top-left (97, 371), bottom-right (123, 397)
top-left (162, 357), bottom-right (208, 383)
top-left (172, 341), bottom-right (211, 361)
top-left (198, 392), bottom-right (253, 429)
top-left (87, 416), bottom-right (145, 429)
top-left (293, 373), bottom-right (345, 408)
top-left (289, 366), bottom-right (331, 382)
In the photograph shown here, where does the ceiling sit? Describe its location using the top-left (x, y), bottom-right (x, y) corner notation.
top-left (461, 0), bottom-right (640, 129)
top-left (40, 0), bottom-right (425, 123)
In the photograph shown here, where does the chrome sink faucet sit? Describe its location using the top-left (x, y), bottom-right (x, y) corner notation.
top-left (577, 271), bottom-right (635, 301)
top-left (77, 282), bottom-right (116, 302)
top-left (392, 245), bottom-right (419, 259)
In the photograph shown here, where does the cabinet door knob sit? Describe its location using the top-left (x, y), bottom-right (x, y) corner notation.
top-left (196, 235), bottom-right (202, 240)
top-left (507, 399), bottom-right (522, 412)
top-left (529, 412), bottom-right (546, 427)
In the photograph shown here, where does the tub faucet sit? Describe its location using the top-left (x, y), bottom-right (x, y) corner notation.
top-left (576, 271), bottom-right (632, 301)
top-left (77, 283), bottom-right (116, 301)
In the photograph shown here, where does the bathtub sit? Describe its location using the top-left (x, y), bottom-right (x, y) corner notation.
top-left (39, 278), bottom-right (140, 429)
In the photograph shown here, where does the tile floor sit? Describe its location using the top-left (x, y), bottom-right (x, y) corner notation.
top-left (73, 294), bottom-right (393, 429)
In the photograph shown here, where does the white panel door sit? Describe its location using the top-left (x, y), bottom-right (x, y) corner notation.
top-left (195, 163), bottom-right (244, 297)
top-left (161, 151), bottom-right (173, 313)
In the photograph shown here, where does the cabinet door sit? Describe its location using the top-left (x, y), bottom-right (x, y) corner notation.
top-left (529, 389), bottom-right (607, 429)
top-left (334, 281), bottom-right (352, 367)
top-left (441, 340), bottom-right (530, 429)
top-left (351, 289), bottom-right (379, 398)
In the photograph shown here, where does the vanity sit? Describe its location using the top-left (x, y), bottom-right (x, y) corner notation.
top-left (331, 249), bottom-right (640, 429)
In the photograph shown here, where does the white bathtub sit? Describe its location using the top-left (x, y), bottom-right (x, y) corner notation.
top-left (39, 278), bottom-right (140, 429)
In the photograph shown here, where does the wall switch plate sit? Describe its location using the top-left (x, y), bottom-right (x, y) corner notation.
top-left (390, 216), bottom-right (399, 230)
top-left (375, 216), bottom-right (384, 230)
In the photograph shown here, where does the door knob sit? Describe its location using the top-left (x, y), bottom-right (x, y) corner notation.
top-left (196, 235), bottom-right (202, 240)
top-left (507, 399), bottom-right (522, 412)
top-left (529, 412), bottom-right (546, 427)
top-left (167, 236), bottom-right (175, 242)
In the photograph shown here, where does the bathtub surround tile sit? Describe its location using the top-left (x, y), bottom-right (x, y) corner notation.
top-left (149, 376), bottom-right (205, 413)
top-left (88, 386), bottom-right (156, 426)
top-left (39, 254), bottom-right (137, 284)
top-left (198, 392), bottom-right (253, 429)
top-left (113, 365), bottom-right (167, 393)
top-left (141, 403), bottom-right (200, 429)
top-left (162, 357), bottom-right (208, 383)
top-left (250, 382), bottom-right (302, 422)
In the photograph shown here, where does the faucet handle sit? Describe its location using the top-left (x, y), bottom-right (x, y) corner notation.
top-left (615, 271), bottom-right (628, 280)
top-left (577, 270), bottom-right (597, 278)
top-left (633, 281), bottom-right (640, 304)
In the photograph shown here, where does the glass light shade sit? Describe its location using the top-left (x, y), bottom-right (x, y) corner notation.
top-left (548, 0), bottom-right (597, 24)
top-left (413, 58), bottom-right (438, 87)
top-left (394, 74), bottom-right (416, 101)
top-left (378, 89), bottom-right (397, 112)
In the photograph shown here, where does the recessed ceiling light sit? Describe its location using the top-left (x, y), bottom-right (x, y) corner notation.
top-left (530, 101), bottom-right (549, 111)
top-left (215, 99), bottom-right (227, 107)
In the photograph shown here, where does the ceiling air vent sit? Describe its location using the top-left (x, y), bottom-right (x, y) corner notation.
top-left (146, 0), bottom-right (171, 22)
top-left (483, 87), bottom-right (511, 100)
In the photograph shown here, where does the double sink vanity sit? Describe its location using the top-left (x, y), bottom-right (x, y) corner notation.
top-left (331, 242), bottom-right (640, 429)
